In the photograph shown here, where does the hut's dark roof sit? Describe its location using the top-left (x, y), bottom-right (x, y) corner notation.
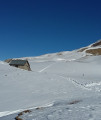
top-left (9, 60), bottom-right (28, 66)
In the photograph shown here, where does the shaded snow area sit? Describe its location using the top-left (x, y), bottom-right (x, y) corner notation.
top-left (0, 51), bottom-right (101, 120)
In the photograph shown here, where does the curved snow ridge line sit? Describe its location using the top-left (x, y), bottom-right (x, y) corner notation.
top-left (0, 102), bottom-right (54, 118)
top-left (58, 75), bottom-right (91, 90)
top-left (0, 109), bottom-right (23, 118)
top-left (28, 102), bottom-right (54, 110)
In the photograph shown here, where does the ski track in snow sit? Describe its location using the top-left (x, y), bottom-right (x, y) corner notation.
top-left (58, 75), bottom-right (92, 91)
top-left (58, 74), bottom-right (101, 92)
top-left (38, 63), bottom-right (55, 73)
top-left (0, 110), bottom-right (22, 118)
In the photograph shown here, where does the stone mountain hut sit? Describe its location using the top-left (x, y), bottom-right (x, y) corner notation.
top-left (9, 60), bottom-right (31, 71)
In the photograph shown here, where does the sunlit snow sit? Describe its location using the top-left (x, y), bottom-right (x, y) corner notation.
top-left (0, 49), bottom-right (101, 120)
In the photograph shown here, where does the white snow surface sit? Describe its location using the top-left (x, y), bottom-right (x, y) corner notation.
top-left (0, 50), bottom-right (101, 120)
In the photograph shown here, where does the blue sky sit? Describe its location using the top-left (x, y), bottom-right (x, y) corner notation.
top-left (0, 0), bottom-right (101, 60)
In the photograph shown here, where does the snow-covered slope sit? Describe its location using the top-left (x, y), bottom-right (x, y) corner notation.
top-left (1, 40), bottom-right (101, 120)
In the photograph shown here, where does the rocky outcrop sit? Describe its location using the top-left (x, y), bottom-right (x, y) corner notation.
top-left (86, 48), bottom-right (101, 55)
top-left (78, 40), bottom-right (101, 55)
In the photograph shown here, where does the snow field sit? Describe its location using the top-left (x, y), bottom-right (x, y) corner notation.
top-left (0, 50), bottom-right (101, 119)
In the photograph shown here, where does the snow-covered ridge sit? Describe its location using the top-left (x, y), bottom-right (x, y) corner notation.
top-left (4, 40), bottom-right (101, 64)
top-left (8, 40), bottom-right (101, 62)
top-left (14, 50), bottom-right (86, 63)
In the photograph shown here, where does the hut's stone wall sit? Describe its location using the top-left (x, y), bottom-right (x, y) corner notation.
top-left (18, 62), bottom-right (31, 71)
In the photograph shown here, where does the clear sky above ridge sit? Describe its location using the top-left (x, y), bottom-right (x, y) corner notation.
top-left (0, 0), bottom-right (101, 60)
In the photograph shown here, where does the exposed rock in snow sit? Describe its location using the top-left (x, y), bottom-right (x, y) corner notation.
top-left (91, 40), bottom-right (101, 47)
